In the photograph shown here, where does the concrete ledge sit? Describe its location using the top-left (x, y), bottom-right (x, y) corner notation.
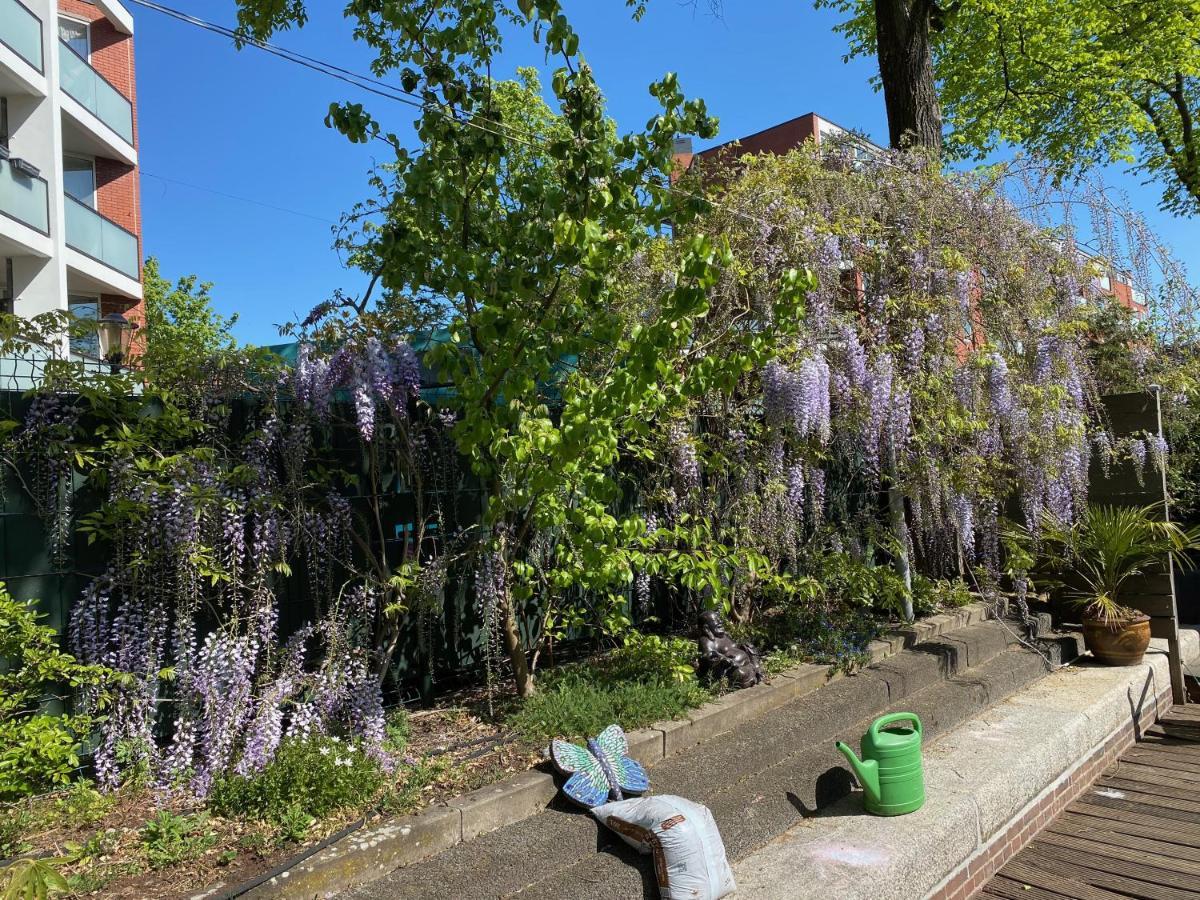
top-left (730, 628), bottom-right (1200, 900)
top-left (244, 804), bottom-right (463, 899)
top-left (449, 770), bottom-right (559, 842)
top-left (236, 602), bottom-right (991, 898)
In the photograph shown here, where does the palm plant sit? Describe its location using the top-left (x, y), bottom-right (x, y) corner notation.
top-left (1027, 504), bottom-right (1200, 626)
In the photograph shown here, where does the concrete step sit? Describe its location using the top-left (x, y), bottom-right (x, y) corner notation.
top-left (733, 629), bottom-right (1200, 900)
top-left (341, 617), bottom-right (1067, 900)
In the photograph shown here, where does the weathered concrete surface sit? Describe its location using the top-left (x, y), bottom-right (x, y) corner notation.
top-left (450, 770), bottom-right (560, 842)
top-left (730, 629), bottom-right (1200, 900)
top-left (244, 805), bottom-right (463, 900)
top-left (341, 618), bottom-right (1050, 900)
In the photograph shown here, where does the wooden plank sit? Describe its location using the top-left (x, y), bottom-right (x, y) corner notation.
top-left (1163, 708), bottom-right (1200, 726)
top-left (1053, 813), bottom-right (1200, 859)
top-left (1019, 846), bottom-right (1200, 898)
top-left (1147, 721), bottom-right (1200, 742)
top-left (1130, 734), bottom-right (1200, 753)
top-left (998, 859), bottom-right (1143, 900)
top-left (1007, 850), bottom-right (1200, 900)
top-left (1081, 790), bottom-right (1200, 822)
top-left (1101, 390), bottom-right (1159, 423)
top-left (986, 872), bottom-right (1121, 900)
top-left (1035, 829), bottom-right (1200, 877)
top-left (1128, 746), bottom-right (1200, 765)
top-left (1093, 776), bottom-right (1200, 810)
top-left (1103, 760), bottom-right (1200, 790)
top-left (1150, 616), bottom-right (1183, 640)
top-left (1071, 801), bottom-right (1200, 841)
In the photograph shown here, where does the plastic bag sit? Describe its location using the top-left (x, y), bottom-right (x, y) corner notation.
top-left (591, 794), bottom-right (736, 900)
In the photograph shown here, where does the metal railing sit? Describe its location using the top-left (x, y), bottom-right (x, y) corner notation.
top-left (0, 157), bottom-right (48, 234)
top-left (58, 39), bottom-right (133, 145)
top-left (0, 0), bottom-right (42, 73)
top-left (65, 194), bottom-right (138, 279)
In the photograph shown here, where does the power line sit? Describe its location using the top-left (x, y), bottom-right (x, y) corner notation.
top-left (142, 171), bottom-right (338, 224)
top-left (124, 0), bottom-right (543, 150)
top-left (126, 0), bottom-right (782, 232)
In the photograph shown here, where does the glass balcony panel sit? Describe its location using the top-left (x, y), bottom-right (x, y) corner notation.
top-left (65, 194), bottom-right (138, 280)
top-left (0, 0), bottom-right (43, 72)
top-left (58, 40), bottom-right (132, 145)
top-left (0, 159), bottom-right (48, 233)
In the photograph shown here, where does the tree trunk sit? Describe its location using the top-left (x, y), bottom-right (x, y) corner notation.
top-left (885, 449), bottom-right (914, 622)
top-left (873, 0), bottom-right (943, 151)
top-left (502, 598), bottom-right (535, 698)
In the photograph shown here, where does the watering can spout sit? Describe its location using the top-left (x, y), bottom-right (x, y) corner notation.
top-left (835, 741), bottom-right (881, 805)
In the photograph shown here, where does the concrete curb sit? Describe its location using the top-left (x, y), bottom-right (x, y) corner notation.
top-left (243, 602), bottom-right (992, 899)
top-left (729, 628), bottom-right (1200, 900)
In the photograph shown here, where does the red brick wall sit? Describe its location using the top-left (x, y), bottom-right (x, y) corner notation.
top-left (57, 0), bottom-right (142, 311)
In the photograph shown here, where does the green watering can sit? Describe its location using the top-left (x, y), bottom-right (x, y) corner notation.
top-left (835, 712), bottom-right (925, 816)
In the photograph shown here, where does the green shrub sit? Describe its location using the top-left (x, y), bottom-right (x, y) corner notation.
top-left (509, 633), bottom-right (711, 742)
top-left (383, 709), bottom-right (411, 755)
top-left (0, 583), bottom-right (115, 800)
top-left (208, 735), bottom-right (386, 825)
top-left (911, 576), bottom-right (974, 617)
top-left (139, 810), bottom-right (217, 869)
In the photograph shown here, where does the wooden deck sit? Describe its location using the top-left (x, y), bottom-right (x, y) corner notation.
top-left (978, 705), bottom-right (1200, 900)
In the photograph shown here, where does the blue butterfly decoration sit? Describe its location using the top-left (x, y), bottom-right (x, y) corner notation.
top-left (550, 724), bottom-right (650, 808)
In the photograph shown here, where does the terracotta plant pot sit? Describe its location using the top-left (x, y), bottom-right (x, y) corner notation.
top-left (1082, 615), bottom-right (1151, 666)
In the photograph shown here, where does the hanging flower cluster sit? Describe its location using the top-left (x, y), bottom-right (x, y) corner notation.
top-left (294, 338), bottom-right (422, 441)
top-left (56, 334), bottom-right (445, 795)
top-left (638, 144), bottom-right (1119, 588)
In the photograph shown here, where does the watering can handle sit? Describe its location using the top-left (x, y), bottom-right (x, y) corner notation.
top-left (870, 712), bottom-right (922, 738)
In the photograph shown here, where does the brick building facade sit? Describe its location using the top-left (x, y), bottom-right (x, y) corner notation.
top-left (0, 0), bottom-right (142, 358)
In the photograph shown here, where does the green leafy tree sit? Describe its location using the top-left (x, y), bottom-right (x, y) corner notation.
top-left (935, 1), bottom-right (1200, 215)
top-left (139, 257), bottom-right (239, 387)
top-left (235, 0), bottom-right (809, 697)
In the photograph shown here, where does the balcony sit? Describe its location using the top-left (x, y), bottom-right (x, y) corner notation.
top-left (65, 194), bottom-right (137, 280)
top-left (58, 40), bottom-right (133, 147)
top-left (0, 157), bottom-right (47, 235)
top-left (0, 0), bottom-right (41, 73)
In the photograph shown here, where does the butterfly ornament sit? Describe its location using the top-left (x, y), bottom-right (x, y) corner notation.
top-left (550, 724), bottom-right (651, 808)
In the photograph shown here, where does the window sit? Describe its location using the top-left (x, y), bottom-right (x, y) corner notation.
top-left (63, 156), bottom-right (95, 207)
top-left (0, 259), bottom-right (12, 315)
top-left (59, 18), bottom-right (90, 60)
top-left (68, 295), bottom-right (99, 357)
top-left (0, 98), bottom-right (8, 149)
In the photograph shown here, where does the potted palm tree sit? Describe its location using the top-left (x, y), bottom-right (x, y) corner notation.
top-left (1023, 504), bottom-right (1200, 666)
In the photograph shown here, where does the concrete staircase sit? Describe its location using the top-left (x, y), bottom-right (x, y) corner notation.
top-left (340, 617), bottom-right (1075, 900)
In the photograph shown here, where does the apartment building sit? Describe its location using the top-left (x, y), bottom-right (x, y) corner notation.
top-left (674, 113), bottom-right (1146, 316)
top-left (0, 0), bottom-right (141, 356)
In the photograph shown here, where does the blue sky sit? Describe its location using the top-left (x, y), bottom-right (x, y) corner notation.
top-left (134, 1), bottom-right (1198, 345)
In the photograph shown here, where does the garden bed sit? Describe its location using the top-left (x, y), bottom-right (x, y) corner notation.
top-left (1, 601), bottom-right (963, 899)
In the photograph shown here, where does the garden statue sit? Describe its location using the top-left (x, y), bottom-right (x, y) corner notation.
top-left (697, 610), bottom-right (764, 689)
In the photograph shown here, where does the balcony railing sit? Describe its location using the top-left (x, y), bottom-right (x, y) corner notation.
top-left (0, 157), bottom-right (48, 234)
top-left (58, 40), bottom-right (133, 145)
top-left (65, 194), bottom-right (138, 279)
top-left (0, 0), bottom-right (42, 73)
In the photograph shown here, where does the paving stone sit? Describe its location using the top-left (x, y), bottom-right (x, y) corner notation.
top-left (449, 769), bottom-right (559, 842)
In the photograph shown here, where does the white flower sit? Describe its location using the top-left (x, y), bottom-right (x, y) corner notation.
top-left (319, 747), bottom-right (331, 756)
top-left (336, 757), bottom-right (352, 767)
